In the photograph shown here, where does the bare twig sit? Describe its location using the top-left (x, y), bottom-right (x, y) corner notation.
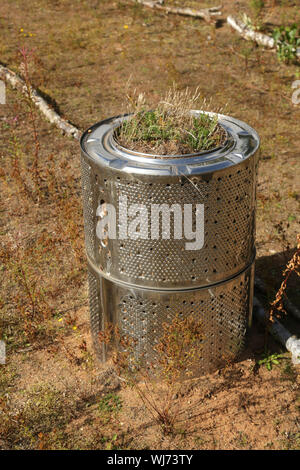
top-left (131, 1), bottom-right (222, 24)
top-left (269, 235), bottom-right (300, 322)
top-left (0, 64), bottom-right (81, 140)
top-left (255, 276), bottom-right (300, 322)
top-left (227, 15), bottom-right (300, 58)
top-left (19, 48), bottom-right (41, 187)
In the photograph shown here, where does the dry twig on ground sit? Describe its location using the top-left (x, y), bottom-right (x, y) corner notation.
top-left (269, 234), bottom-right (300, 322)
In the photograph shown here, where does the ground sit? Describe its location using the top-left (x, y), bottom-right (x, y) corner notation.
top-left (0, 0), bottom-right (299, 450)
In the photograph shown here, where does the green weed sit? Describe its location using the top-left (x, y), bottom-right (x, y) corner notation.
top-left (234, 431), bottom-right (249, 448)
top-left (257, 351), bottom-right (286, 371)
top-left (272, 24), bottom-right (300, 63)
top-left (99, 393), bottom-right (122, 423)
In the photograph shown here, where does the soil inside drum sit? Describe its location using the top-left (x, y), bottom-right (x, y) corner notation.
top-left (115, 118), bottom-right (228, 156)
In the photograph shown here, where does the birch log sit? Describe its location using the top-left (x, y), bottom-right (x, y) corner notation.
top-left (253, 296), bottom-right (300, 365)
top-left (131, 1), bottom-right (222, 23)
top-left (227, 15), bottom-right (300, 59)
top-left (227, 15), bottom-right (275, 48)
top-left (0, 64), bottom-right (81, 140)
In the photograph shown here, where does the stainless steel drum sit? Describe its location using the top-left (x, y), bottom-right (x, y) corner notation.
top-left (80, 111), bottom-right (260, 373)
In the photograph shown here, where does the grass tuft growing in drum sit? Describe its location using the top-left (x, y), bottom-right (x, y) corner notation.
top-left (116, 88), bottom-right (226, 155)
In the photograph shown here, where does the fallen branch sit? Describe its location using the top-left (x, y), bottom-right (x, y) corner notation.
top-left (227, 15), bottom-right (275, 48)
top-left (253, 296), bottom-right (300, 365)
top-left (227, 15), bottom-right (300, 58)
top-left (131, 1), bottom-right (222, 23)
top-left (0, 64), bottom-right (81, 140)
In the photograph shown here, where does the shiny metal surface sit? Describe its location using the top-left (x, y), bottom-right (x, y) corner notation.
top-left (81, 111), bottom-right (259, 371)
top-left (88, 261), bottom-right (255, 372)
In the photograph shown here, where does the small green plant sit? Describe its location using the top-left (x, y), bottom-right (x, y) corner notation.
top-left (234, 431), bottom-right (249, 449)
top-left (250, 0), bottom-right (265, 18)
top-left (258, 351), bottom-right (286, 371)
top-left (101, 433), bottom-right (118, 450)
top-left (280, 432), bottom-right (300, 450)
top-left (116, 88), bottom-right (226, 155)
top-left (272, 25), bottom-right (300, 63)
top-left (98, 393), bottom-right (122, 423)
top-left (264, 441), bottom-right (275, 449)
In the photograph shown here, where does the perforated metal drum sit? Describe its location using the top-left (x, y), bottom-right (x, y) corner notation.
top-left (80, 111), bottom-right (260, 373)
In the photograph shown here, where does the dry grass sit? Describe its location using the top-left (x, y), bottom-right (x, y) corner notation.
top-left (116, 88), bottom-right (226, 154)
top-left (269, 233), bottom-right (300, 322)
